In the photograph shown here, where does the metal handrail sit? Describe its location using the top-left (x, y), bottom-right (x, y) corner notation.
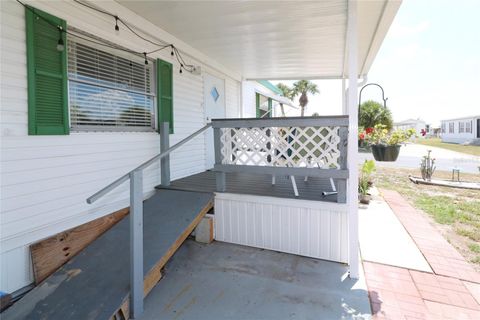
top-left (86, 123), bottom-right (212, 204)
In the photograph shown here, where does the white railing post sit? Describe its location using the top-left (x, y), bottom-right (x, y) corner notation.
top-left (214, 127), bottom-right (226, 192)
top-left (129, 169), bottom-right (144, 318)
top-left (337, 127), bottom-right (348, 203)
top-left (347, 0), bottom-right (360, 279)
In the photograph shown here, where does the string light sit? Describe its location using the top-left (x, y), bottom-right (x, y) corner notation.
top-left (56, 27), bottom-right (64, 51)
top-left (16, 0), bottom-right (197, 74)
top-left (114, 16), bottom-right (119, 32)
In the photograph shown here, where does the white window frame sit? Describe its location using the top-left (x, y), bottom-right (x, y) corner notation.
top-left (459, 121), bottom-right (465, 133)
top-left (67, 30), bottom-right (156, 132)
top-left (449, 122), bottom-right (454, 133)
top-left (466, 121), bottom-right (472, 133)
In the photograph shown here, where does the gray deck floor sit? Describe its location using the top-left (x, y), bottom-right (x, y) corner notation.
top-left (157, 170), bottom-right (338, 202)
top-left (140, 240), bottom-right (371, 320)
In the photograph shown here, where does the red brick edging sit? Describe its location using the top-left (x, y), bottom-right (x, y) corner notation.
top-left (380, 189), bottom-right (480, 284)
top-left (363, 189), bottom-right (480, 319)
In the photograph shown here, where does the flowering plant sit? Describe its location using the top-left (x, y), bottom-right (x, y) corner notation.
top-left (359, 124), bottom-right (416, 146)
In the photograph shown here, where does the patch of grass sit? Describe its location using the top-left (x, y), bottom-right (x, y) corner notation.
top-left (415, 138), bottom-right (480, 157)
top-left (413, 195), bottom-right (480, 226)
top-left (456, 227), bottom-right (480, 242)
top-left (414, 196), bottom-right (459, 224)
top-left (469, 243), bottom-right (480, 253)
top-left (471, 256), bottom-right (480, 264)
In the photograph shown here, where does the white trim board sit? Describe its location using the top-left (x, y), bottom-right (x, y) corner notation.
top-left (214, 192), bottom-right (348, 212)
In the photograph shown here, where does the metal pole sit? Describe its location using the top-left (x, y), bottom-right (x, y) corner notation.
top-left (129, 170), bottom-right (144, 319)
top-left (160, 122), bottom-right (170, 186)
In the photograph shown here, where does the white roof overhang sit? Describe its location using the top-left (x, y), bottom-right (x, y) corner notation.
top-left (116, 0), bottom-right (401, 80)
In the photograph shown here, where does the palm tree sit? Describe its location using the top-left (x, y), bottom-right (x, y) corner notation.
top-left (276, 82), bottom-right (293, 117)
top-left (292, 80), bottom-right (319, 117)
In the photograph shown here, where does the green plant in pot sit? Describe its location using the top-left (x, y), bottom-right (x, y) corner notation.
top-left (359, 160), bottom-right (376, 204)
top-left (360, 124), bottom-right (416, 161)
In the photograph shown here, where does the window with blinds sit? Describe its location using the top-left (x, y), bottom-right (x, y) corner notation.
top-left (67, 36), bottom-right (155, 131)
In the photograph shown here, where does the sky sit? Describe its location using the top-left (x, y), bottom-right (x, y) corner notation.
top-left (273, 0), bottom-right (480, 127)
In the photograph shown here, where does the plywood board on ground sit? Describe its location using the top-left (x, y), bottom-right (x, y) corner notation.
top-left (30, 208), bottom-right (129, 284)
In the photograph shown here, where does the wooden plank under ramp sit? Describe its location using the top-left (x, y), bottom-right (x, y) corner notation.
top-left (2, 189), bottom-right (213, 320)
top-left (30, 207), bottom-right (130, 284)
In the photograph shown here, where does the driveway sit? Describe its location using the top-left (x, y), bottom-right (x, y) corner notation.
top-left (359, 143), bottom-right (480, 174)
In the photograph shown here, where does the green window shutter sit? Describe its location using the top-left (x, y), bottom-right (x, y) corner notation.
top-left (26, 7), bottom-right (69, 135)
top-left (267, 98), bottom-right (272, 118)
top-left (255, 93), bottom-right (260, 118)
top-left (157, 59), bottom-right (174, 134)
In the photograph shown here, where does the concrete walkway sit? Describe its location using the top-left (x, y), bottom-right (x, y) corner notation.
top-left (359, 143), bottom-right (480, 173)
top-left (359, 188), bottom-right (432, 272)
top-left (381, 189), bottom-right (480, 283)
top-left (364, 189), bottom-right (480, 319)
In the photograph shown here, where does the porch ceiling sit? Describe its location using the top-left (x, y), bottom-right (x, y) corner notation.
top-left (117, 0), bottom-right (401, 80)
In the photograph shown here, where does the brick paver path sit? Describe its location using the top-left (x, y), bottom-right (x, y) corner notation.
top-left (363, 189), bottom-right (480, 319)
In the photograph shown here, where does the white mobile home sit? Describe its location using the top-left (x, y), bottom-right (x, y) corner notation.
top-left (0, 0), bottom-right (401, 318)
top-left (393, 118), bottom-right (426, 135)
top-left (440, 115), bottom-right (480, 144)
top-left (242, 80), bottom-right (297, 118)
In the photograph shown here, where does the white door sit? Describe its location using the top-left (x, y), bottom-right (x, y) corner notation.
top-left (204, 73), bottom-right (225, 169)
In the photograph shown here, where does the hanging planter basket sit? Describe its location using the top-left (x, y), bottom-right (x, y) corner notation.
top-left (371, 145), bottom-right (401, 162)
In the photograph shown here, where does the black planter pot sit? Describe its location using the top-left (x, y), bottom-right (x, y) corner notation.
top-left (371, 145), bottom-right (401, 162)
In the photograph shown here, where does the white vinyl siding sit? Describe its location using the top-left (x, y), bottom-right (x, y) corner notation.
top-left (225, 78), bottom-right (240, 118)
top-left (0, 0), bottom-right (240, 293)
top-left (215, 193), bottom-right (349, 263)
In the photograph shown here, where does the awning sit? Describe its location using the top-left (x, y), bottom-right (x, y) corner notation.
top-left (117, 0), bottom-right (401, 80)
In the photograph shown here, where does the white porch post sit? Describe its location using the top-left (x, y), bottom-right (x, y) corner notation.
top-left (342, 78), bottom-right (347, 115)
top-left (347, 0), bottom-right (359, 279)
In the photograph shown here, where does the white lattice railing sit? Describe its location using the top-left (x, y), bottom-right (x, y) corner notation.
top-left (213, 116), bottom-right (348, 169)
top-left (220, 126), bottom-right (342, 169)
top-left (211, 116), bottom-right (349, 202)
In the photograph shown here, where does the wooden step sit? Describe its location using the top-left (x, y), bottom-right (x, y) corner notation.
top-left (2, 189), bottom-right (213, 320)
